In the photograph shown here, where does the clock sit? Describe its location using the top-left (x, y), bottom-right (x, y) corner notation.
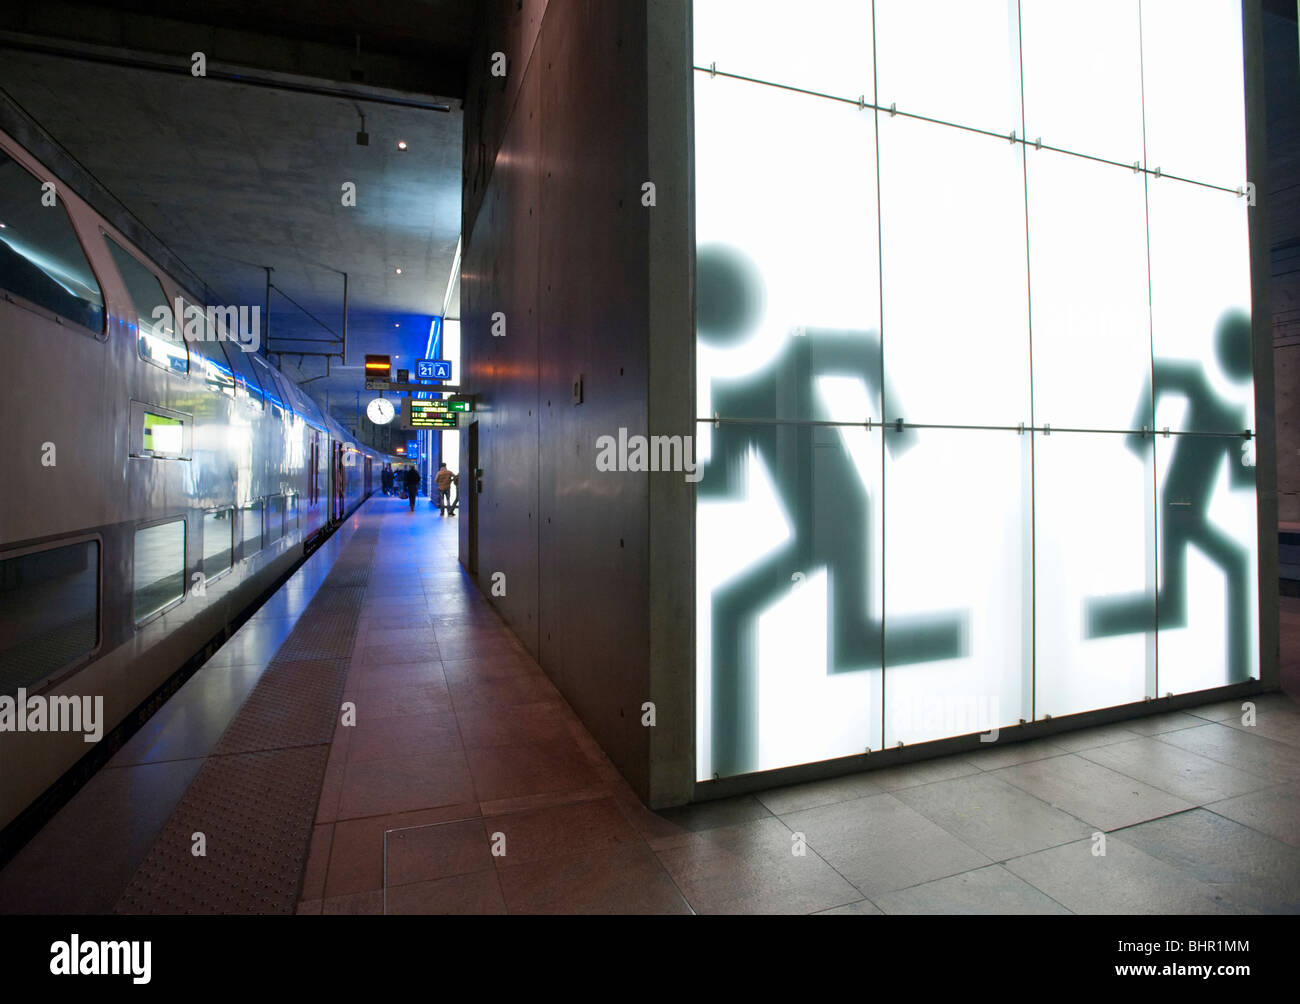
top-left (366, 397), bottom-right (396, 425)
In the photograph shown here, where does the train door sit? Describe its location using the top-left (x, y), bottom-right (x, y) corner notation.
top-left (309, 434), bottom-right (319, 508)
top-left (467, 421), bottom-right (478, 575)
top-left (332, 442), bottom-right (344, 522)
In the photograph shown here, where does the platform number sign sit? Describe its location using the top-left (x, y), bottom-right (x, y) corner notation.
top-left (417, 359), bottom-right (452, 381)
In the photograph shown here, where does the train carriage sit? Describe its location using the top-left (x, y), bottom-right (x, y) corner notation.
top-left (0, 126), bottom-right (380, 838)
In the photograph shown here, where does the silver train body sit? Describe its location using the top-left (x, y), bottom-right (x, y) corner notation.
top-left (0, 127), bottom-right (381, 836)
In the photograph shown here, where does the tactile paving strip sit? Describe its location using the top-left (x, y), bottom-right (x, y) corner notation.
top-left (273, 615), bottom-right (361, 662)
top-left (299, 585), bottom-right (366, 613)
top-left (112, 525), bottom-right (379, 914)
top-left (319, 568), bottom-right (371, 588)
top-left (211, 659), bottom-right (350, 756)
top-left (114, 747), bottom-right (329, 915)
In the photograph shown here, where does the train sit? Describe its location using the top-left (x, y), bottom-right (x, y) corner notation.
top-left (0, 124), bottom-right (384, 843)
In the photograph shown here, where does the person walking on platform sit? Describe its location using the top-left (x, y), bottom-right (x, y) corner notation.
top-left (381, 464), bottom-right (394, 497)
top-left (403, 465), bottom-right (421, 512)
top-left (434, 462), bottom-right (457, 517)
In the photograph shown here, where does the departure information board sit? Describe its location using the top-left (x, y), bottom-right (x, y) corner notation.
top-left (404, 399), bottom-right (461, 429)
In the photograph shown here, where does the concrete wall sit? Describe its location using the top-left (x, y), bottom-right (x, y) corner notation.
top-left (1246, 0), bottom-right (1281, 686)
top-left (460, 0), bottom-right (694, 806)
top-left (1264, 3), bottom-right (1300, 522)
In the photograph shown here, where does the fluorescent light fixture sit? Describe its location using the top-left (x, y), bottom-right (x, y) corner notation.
top-left (441, 236), bottom-right (462, 320)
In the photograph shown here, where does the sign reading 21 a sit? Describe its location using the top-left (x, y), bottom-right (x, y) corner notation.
top-left (417, 359), bottom-right (452, 381)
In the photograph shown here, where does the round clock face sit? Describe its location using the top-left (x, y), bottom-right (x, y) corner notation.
top-left (367, 397), bottom-right (395, 425)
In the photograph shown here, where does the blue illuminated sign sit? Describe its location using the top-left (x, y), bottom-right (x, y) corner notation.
top-left (416, 359), bottom-right (452, 381)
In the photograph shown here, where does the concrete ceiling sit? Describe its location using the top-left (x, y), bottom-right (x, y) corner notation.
top-left (71, 0), bottom-right (478, 67)
top-left (0, 2), bottom-right (469, 430)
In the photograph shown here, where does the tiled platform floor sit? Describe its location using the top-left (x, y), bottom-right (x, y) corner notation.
top-left (3, 497), bottom-right (1299, 914)
top-left (301, 500), bottom-right (1300, 915)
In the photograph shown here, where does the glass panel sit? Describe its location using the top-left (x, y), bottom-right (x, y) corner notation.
top-left (235, 359), bottom-right (265, 412)
top-left (692, 0), bottom-right (873, 99)
top-left (695, 74), bottom-right (880, 428)
top-left (696, 420), bottom-right (883, 779)
top-left (266, 496), bottom-right (286, 546)
top-left (1148, 181), bottom-right (1253, 435)
top-left (181, 299), bottom-right (236, 398)
top-left (0, 541), bottom-right (98, 694)
top-left (134, 520), bottom-right (186, 622)
top-left (0, 150), bottom-right (104, 332)
top-left (241, 502), bottom-right (263, 556)
top-left (883, 427), bottom-right (1031, 746)
top-left (1140, 0), bottom-right (1247, 189)
top-left (878, 113), bottom-right (1030, 427)
top-left (251, 354), bottom-right (288, 419)
top-left (106, 237), bottom-right (186, 375)
top-left (689, 0), bottom-right (1259, 780)
top-left (1036, 431), bottom-right (1155, 718)
top-left (317, 436), bottom-right (328, 503)
top-left (270, 369), bottom-right (295, 418)
top-left (142, 411), bottom-right (184, 457)
top-left (1027, 151), bottom-right (1151, 431)
top-left (1019, 0), bottom-right (1144, 165)
top-left (1154, 433), bottom-right (1259, 691)
top-left (874, 0), bottom-right (1022, 135)
top-left (202, 509), bottom-right (234, 581)
top-left (283, 378), bottom-right (321, 424)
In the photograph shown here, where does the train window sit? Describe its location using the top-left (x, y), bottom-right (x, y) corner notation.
top-left (142, 411), bottom-right (183, 456)
top-left (133, 519), bottom-right (186, 623)
top-left (202, 508), bottom-right (234, 582)
top-left (0, 150), bottom-right (105, 334)
top-left (287, 493), bottom-right (299, 529)
top-left (272, 371), bottom-right (297, 419)
top-left (182, 300), bottom-right (236, 398)
top-left (128, 401), bottom-right (190, 460)
top-left (250, 354), bottom-right (287, 418)
top-left (267, 496), bottom-right (286, 546)
top-left (105, 237), bottom-right (187, 376)
top-left (285, 380), bottom-right (318, 423)
top-left (222, 338), bottom-right (264, 411)
top-left (241, 501), bottom-right (263, 557)
top-left (0, 540), bottom-right (99, 696)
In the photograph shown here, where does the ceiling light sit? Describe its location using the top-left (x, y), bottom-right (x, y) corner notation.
top-left (395, 268), bottom-right (402, 275)
top-left (397, 140), bottom-right (408, 150)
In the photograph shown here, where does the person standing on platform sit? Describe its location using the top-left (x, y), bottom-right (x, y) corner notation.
top-left (381, 464), bottom-right (394, 497)
top-left (404, 465), bottom-right (421, 512)
top-left (434, 462), bottom-right (457, 517)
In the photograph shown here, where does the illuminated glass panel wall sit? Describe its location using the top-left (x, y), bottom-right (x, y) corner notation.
top-left (693, 0), bottom-right (1257, 780)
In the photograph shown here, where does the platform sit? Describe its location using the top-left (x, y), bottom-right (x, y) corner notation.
top-left (1, 496), bottom-right (1298, 915)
